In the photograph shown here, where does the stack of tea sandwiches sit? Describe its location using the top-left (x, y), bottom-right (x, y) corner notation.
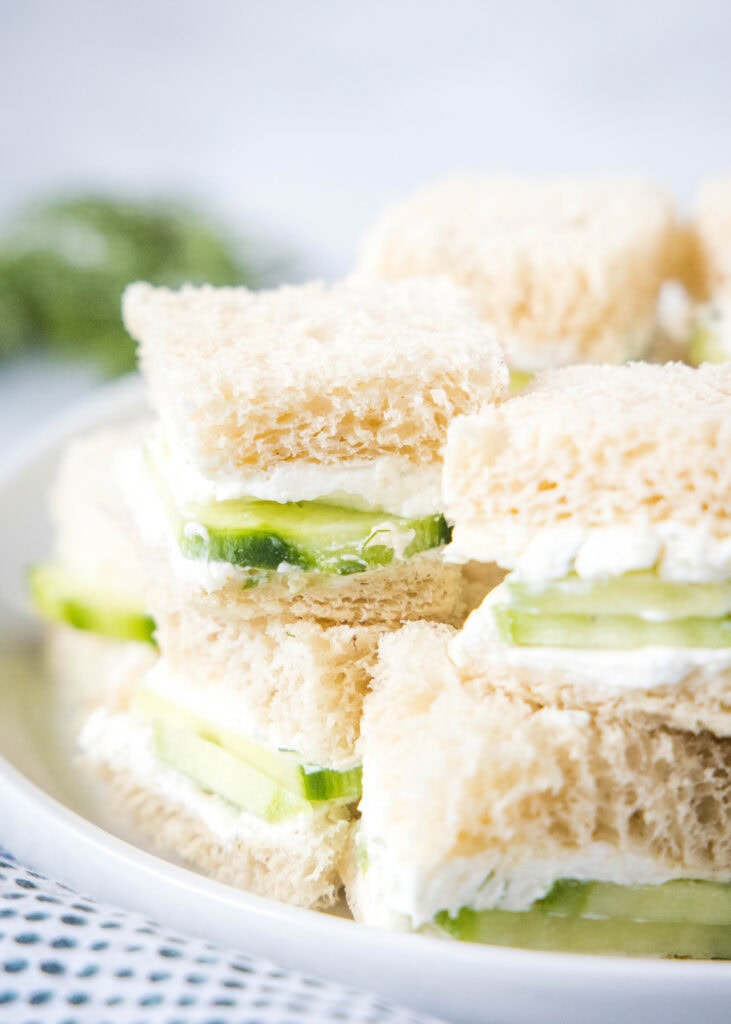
top-left (351, 361), bottom-right (731, 957)
top-left (33, 277), bottom-right (506, 908)
top-left (31, 174), bottom-right (731, 958)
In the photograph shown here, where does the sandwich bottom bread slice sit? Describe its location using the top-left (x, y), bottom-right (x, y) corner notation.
top-left (348, 622), bottom-right (731, 957)
top-left (79, 649), bottom-right (357, 910)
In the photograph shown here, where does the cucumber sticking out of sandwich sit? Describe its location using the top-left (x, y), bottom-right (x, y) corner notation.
top-left (435, 879), bottom-right (731, 957)
top-left (29, 563), bottom-right (155, 644)
top-left (491, 574), bottom-right (731, 649)
top-left (134, 687), bottom-right (362, 807)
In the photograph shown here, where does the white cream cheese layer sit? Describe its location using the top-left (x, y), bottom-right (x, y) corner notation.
top-left (449, 521), bottom-right (731, 584)
top-left (153, 429), bottom-right (443, 518)
top-left (79, 708), bottom-right (339, 845)
top-left (117, 444), bottom-right (430, 592)
top-left (355, 838), bottom-right (692, 930)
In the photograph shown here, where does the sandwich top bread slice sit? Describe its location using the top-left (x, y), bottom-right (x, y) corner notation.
top-left (443, 361), bottom-right (731, 733)
top-left (349, 622), bottom-right (731, 956)
top-left (121, 277), bottom-right (506, 610)
top-left (123, 277), bottom-right (506, 471)
top-left (359, 175), bottom-right (678, 375)
top-left (445, 362), bottom-right (731, 567)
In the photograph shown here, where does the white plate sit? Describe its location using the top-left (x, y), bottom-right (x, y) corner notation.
top-left (0, 376), bottom-right (730, 1024)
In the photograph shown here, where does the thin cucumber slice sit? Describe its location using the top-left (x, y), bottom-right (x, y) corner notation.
top-left (134, 687), bottom-right (362, 804)
top-left (154, 721), bottom-right (310, 824)
top-left (179, 498), bottom-right (450, 575)
top-left (688, 324), bottom-right (729, 365)
top-left (505, 572), bottom-right (731, 621)
top-left (301, 764), bottom-right (362, 803)
top-left (434, 905), bottom-right (731, 958)
top-left (508, 368), bottom-right (534, 394)
top-left (492, 606), bottom-right (731, 649)
top-left (29, 563), bottom-right (155, 644)
top-left (540, 879), bottom-right (731, 926)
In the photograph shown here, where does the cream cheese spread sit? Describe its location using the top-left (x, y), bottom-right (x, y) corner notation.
top-left (449, 522), bottom-right (731, 584)
top-left (355, 837), bottom-right (698, 929)
top-left (152, 429), bottom-right (443, 518)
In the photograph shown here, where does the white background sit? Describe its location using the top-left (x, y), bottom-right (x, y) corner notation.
top-left (1, 0), bottom-right (730, 438)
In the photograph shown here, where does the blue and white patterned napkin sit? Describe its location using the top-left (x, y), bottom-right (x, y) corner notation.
top-left (0, 852), bottom-right (447, 1024)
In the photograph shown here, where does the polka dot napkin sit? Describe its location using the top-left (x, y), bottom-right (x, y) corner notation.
top-left (0, 853), bottom-right (446, 1024)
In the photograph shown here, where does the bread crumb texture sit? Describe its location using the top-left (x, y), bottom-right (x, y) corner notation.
top-left (363, 622), bottom-right (731, 877)
top-left (123, 277), bottom-right (506, 471)
top-left (90, 761), bottom-right (350, 909)
top-left (445, 362), bottom-right (731, 553)
top-left (360, 176), bottom-right (678, 367)
top-left (145, 548), bottom-right (468, 629)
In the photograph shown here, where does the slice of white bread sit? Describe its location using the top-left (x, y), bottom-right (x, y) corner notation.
top-left (444, 362), bottom-right (731, 567)
top-left (81, 708), bottom-right (350, 909)
top-left (52, 425), bottom-right (150, 598)
top-left (359, 176), bottom-right (678, 371)
top-left (149, 607), bottom-right (380, 769)
top-left (149, 547), bottom-right (468, 629)
top-left (352, 622), bottom-right (731, 927)
top-left (123, 277), bottom-right (506, 472)
top-left (693, 179), bottom-right (731, 298)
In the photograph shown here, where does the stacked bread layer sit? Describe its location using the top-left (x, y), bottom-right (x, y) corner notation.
top-left (352, 362), bottom-right (731, 934)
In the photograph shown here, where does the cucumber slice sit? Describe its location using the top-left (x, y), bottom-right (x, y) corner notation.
top-left (154, 720), bottom-right (310, 824)
top-left (179, 498), bottom-right (450, 575)
top-left (434, 905), bottom-right (731, 958)
top-left (688, 324), bottom-right (729, 365)
top-left (29, 563), bottom-right (155, 644)
top-left (301, 764), bottom-right (362, 803)
top-left (134, 687), bottom-right (362, 804)
top-left (492, 606), bottom-right (731, 649)
top-left (505, 573), bottom-right (731, 621)
top-left (540, 879), bottom-right (731, 926)
top-left (509, 368), bottom-right (534, 394)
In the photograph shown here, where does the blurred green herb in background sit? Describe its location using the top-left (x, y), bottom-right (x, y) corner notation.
top-left (0, 195), bottom-right (272, 376)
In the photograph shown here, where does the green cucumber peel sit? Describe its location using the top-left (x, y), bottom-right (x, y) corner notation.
top-left (179, 497), bottom-right (450, 575)
top-left (134, 687), bottom-right (362, 806)
top-left (433, 904), bottom-right (731, 957)
top-left (146, 441), bottom-right (450, 575)
top-left (29, 563), bottom-right (155, 644)
top-left (539, 879), bottom-right (731, 926)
